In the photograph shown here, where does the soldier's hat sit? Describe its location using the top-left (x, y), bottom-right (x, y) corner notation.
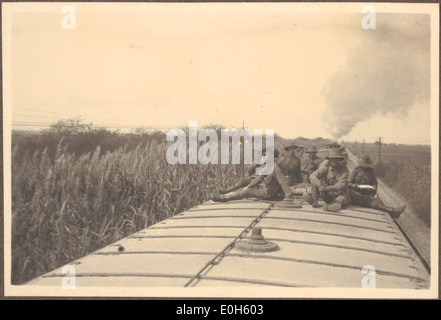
top-left (326, 142), bottom-right (341, 149)
top-left (284, 143), bottom-right (299, 151)
top-left (305, 146), bottom-right (318, 153)
top-left (358, 155), bottom-right (374, 168)
top-left (336, 146), bottom-right (348, 157)
top-left (325, 148), bottom-right (345, 160)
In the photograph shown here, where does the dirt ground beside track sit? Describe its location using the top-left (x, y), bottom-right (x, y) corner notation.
top-left (376, 179), bottom-right (431, 265)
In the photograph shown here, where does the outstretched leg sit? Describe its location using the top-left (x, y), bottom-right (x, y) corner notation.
top-left (212, 187), bottom-right (268, 202)
top-left (220, 177), bottom-right (254, 194)
top-left (370, 200), bottom-right (406, 219)
top-left (349, 190), bottom-right (406, 219)
top-left (322, 195), bottom-right (348, 212)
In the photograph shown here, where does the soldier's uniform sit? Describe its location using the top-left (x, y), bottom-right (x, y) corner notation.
top-left (348, 155), bottom-right (405, 218)
top-left (310, 160), bottom-right (351, 206)
top-left (243, 163), bottom-right (289, 200)
top-left (303, 148), bottom-right (350, 211)
top-left (280, 156), bottom-right (302, 185)
top-left (348, 166), bottom-right (378, 207)
top-left (349, 166), bottom-right (378, 186)
top-left (213, 149), bottom-right (291, 202)
top-left (279, 143), bottom-right (303, 185)
top-left (301, 147), bottom-right (321, 183)
top-left (220, 162), bottom-right (261, 194)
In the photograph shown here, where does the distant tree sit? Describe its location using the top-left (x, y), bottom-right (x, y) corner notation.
top-left (134, 127), bottom-right (150, 135)
top-left (48, 117), bottom-right (94, 138)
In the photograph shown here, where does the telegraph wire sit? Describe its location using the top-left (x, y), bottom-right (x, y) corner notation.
top-left (12, 121), bottom-right (174, 131)
top-left (13, 107), bottom-right (142, 125)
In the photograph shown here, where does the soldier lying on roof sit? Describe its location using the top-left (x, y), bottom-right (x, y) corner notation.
top-left (212, 148), bottom-right (292, 202)
top-left (218, 162), bottom-right (262, 195)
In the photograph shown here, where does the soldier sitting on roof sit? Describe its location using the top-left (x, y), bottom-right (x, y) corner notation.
top-left (303, 148), bottom-right (351, 212)
top-left (212, 148), bottom-right (292, 202)
top-left (301, 146), bottom-right (321, 183)
top-left (279, 143), bottom-right (303, 186)
top-left (348, 155), bottom-right (406, 219)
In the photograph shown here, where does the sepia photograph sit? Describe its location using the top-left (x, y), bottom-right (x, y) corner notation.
top-left (2, 2), bottom-right (439, 299)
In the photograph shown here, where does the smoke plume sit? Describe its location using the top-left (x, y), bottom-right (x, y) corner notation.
top-left (324, 14), bottom-right (430, 139)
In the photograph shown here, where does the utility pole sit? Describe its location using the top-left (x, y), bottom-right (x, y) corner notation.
top-left (375, 137), bottom-right (382, 165)
top-left (242, 120), bottom-right (245, 179)
top-left (362, 139), bottom-right (365, 155)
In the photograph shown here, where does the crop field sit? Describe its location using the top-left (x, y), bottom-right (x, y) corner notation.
top-left (11, 123), bottom-right (334, 284)
top-left (347, 142), bottom-right (431, 164)
top-left (11, 139), bottom-right (239, 284)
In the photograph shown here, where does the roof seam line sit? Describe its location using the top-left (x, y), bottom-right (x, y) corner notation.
top-left (183, 202), bottom-right (275, 288)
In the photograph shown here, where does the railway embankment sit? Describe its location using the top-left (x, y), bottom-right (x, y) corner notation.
top-left (347, 151), bottom-right (431, 266)
top-left (377, 179), bottom-right (431, 265)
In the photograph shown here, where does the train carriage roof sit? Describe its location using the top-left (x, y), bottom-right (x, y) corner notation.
top-left (28, 197), bottom-right (430, 289)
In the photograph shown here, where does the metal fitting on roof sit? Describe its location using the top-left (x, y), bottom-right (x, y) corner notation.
top-left (234, 227), bottom-right (279, 253)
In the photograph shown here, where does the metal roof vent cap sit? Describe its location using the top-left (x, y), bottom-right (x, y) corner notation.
top-left (234, 227), bottom-right (279, 253)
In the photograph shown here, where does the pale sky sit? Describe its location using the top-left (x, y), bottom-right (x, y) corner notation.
top-left (5, 3), bottom-right (437, 144)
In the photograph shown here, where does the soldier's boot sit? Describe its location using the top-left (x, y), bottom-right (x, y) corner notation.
top-left (303, 192), bottom-right (313, 205)
top-left (303, 192), bottom-right (319, 208)
top-left (311, 185), bottom-right (320, 207)
top-left (322, 202), bottom-right (342, 212)
top-left (373, 203), bottom-right (406, 219)
top-left (311, 192), bottom-right (319, 208)
top-left (212, 190), bottom-right (245, 202)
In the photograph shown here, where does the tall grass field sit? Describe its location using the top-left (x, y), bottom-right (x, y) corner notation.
top-left (11, 130), bottom-right (245, 284)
